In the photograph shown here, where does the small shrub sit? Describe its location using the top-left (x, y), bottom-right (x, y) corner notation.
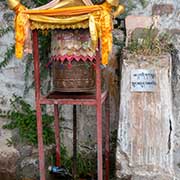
top-left (127, 26), bottom-right (172, 56)
top-left (3, 95), bottom-right (54, 145)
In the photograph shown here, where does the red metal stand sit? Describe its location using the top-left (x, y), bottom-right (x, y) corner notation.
top-left (32, 29), bottom-right (110, 180)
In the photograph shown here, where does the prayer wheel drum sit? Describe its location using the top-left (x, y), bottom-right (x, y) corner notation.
top-left (52, 60), bottom-right (96, 92)
top-left (51, 29), bottom-right (96, 92)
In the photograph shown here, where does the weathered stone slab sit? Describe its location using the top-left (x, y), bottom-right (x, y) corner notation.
top-left (116, 52), bottom-right (174, 179)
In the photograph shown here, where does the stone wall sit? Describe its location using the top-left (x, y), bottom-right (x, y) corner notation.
top-left (0, 1), bottom-right (36, 113)
top-left (0, 2), bottom-right (24, 113)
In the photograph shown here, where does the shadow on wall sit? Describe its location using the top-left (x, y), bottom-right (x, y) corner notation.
top-left (171, 46), bottom-right (180, 96)
top-left (171, 45), bottom-right (180, 178)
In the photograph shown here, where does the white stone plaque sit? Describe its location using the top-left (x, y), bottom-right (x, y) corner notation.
top-left (131, 69), bottom-right (156, 92)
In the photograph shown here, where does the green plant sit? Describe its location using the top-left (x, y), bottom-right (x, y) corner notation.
top-left (0, 44), bottom-right (15, 68)
top-left (3, 95), bottom-right (54, 145)
top-left (48, 146), bottom-right (95, 179)
top-left (48, 144), bottom-right (72, 171)
top-left (127, 27), bottom-right (172, 56)
top-left (60, 144), bottom-right (72, 169)
top-left (62, 150), bottom-right (95, 178)
top-left (0, 26), bottom-right (13, 38)
top-left (139, 0), bottom-right (148, 8)
top-left (76, 152), bottom-right (95, 178)
top-left (0, 26), bottom-right (14, 68)
top-left (23, 30), bottom-right (52, 95)
top-left (51, 149), bottom-right (95, 179)
top-left (6, 138), bottom-right (13, 147)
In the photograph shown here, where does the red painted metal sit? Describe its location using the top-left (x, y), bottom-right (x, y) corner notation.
top-left (54, 104), bottom-right (61, 166)
top-left (39, 91), bottom-right (108, 105)
top-left (32, 31), bottom-right (110, 180)
top-left (96, 47), bottom-right (103, 180)
top-left (46, 91), bottom-right (96, 99)
top-left (32, 30), bottom-right (45, 180)
top-left (105, 94), bottom-right (110, 180)
top-left (73, 105), bottom-right (77, 178)
top-left (40, 97), bottom-right (96, 106)
top-left (51, 54), bottom-right (96, 62)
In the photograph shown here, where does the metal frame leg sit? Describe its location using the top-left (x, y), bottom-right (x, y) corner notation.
top-left (54, 104), bottom-right (61, 166)
top-left (36, 103), bottom-right (45, 180)
top-left (73, 105), bottom-right (77, 178)
top-left (33, 30), bottom-right (46, 180)
top-left (105, 95), bottom-right (110, 180)
top-left (96, 99), bottom-right (103, 180)
top-left (96, 49), bottom-right (103, 180)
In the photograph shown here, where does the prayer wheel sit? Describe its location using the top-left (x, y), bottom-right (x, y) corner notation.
top-left (51, 29), bottom-right (96, 92)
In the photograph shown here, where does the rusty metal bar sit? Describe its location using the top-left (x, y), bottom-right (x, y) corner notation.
top-left (105, 94), bottom-right (110, 180)
top-left (73, 105), bottom-right (77, 178)
top-left (32, 30), bottom-right (46, 180)
top-left (40, 98), bottom-right (96, 106)
top-left (54, 104), bottom-right (61, 166)
top-left (96, 45), bottom-right (103, 180)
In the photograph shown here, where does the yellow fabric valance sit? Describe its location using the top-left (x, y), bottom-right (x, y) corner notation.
top-left (8, 0), bottom-right (125, 65)
top-left (30, 21), bottom-right (89, 30)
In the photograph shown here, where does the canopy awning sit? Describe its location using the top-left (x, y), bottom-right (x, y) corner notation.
top-left (7, 0), bottom-right (124, 65)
